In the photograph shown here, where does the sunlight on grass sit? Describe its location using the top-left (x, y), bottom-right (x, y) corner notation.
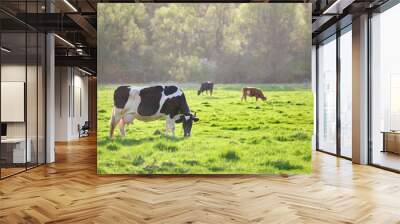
top-left (97, 84), bottom-right (313, 174)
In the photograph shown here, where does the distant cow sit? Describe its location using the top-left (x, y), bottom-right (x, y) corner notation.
top-left (197, 82), bottom-right (214, 96)
top-left (241, 87), bottom-right (267, 101)
top-left (109, 85), bottom-right (199, 139)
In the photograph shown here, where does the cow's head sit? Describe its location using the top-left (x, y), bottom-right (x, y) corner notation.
top-left (259, 92), bottom-right (267, 101)
top-left (176, 112), bottom-right (199, 137)
top-left (197, 90), bottom-right (201, 96)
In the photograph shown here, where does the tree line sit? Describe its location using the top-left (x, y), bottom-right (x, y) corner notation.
top-left (98, 3), bottom-right (311, 84)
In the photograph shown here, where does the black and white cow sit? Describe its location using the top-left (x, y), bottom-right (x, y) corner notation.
top-left (197, 81), bottom-right (214, 96)
top-left (109, 85), bottom-right (199, 139)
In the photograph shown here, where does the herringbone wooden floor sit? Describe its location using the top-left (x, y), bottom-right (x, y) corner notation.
top-left (1, 136), bottom-right (400, 224)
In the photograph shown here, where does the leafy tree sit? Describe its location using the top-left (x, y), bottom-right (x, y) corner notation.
top-left (97, 3), bottom-right (311, 84)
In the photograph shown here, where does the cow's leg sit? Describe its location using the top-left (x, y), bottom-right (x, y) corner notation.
top-left (210, 89), bottom-right (213, 96)
top-left (241, 94), bottom-right (246, 101)
top-left (109, 108), bottom-right (122, 139)
top-left (166, 117), bottom-right (175, 137)
top-left (165, 122), bottom-right (169, 136)
top-left (170, 121), bottom-right (176, 137)
top-left (119, 119), bottom-right (126, 137)
top-left (165, 119), bottom-right (170, 136)
top-left (119, 114), bottom-right (134, 137)
top-left (256, 97), bottom-right (258, 101)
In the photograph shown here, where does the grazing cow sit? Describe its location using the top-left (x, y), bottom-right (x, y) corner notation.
top-left (197, 81), bottom-right (214, 96)
top-left (241, 87), bottom-right (267, 101)
top-left (109, 85), bottom-right (199, 139)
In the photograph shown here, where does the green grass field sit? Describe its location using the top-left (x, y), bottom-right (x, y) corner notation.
top-left (97, 84), bottom-right (313, 174)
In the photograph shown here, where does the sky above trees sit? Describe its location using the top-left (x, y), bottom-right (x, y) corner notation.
top-left (98, 3), bottom-right (311, 84)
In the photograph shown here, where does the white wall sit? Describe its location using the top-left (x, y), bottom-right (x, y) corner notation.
top-left (1, 63), bottom-right (46, 164)
top-left (55, 67), bottom-right (69, 141)
top-left (1, 65), bottom-right (26, 139)
top-left (71, 72), bottom-right (89, 138)
top-left (55, 67), bottom-right (89, 141)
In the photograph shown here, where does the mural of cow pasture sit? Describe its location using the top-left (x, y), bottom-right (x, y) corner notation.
top-left (97, 3), bottom-right (312, 174)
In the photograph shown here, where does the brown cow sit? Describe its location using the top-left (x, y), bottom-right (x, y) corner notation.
top-left (241, 87), bottom-right (267, 101)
